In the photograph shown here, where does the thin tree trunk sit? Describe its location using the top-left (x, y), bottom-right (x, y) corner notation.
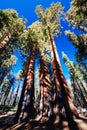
top-left (1, 88), bottom-right (10, 105)
top-left (12, 80), bottom-right (20, 106)
top-left (14, 44), bottom-right (36, 123)
top-left (72, 79), bottom-right (85, 108)
top-left (0, 71), bottom-right (7, 86)
top-left (79, 81), bottom-right (87, 104)
top-left (75, 79), bottom-right (87, 108)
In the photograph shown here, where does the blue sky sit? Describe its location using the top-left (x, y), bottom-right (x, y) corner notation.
top-left (0, 0), bottom-right (76, 82)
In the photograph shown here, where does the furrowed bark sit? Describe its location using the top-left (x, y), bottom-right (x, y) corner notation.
top-left (14, 44), bottom-right (36, 123)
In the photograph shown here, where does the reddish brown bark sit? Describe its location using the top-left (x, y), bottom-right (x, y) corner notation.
top-left (48, 28), bottom-right (78, 118)
top-left (14, 44), bottom-right (36, 123)
top-left (39, 54), bottom-right (53, 117)
top-left (0, 33), bottom-right (11, 53)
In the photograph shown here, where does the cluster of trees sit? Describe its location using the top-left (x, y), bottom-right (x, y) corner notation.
top-left (0, 9), bottom-right (25, 107)
top-left (62, 0), bottom-right (87, 108)
top-left (0, 0), bottom-right (87, 125)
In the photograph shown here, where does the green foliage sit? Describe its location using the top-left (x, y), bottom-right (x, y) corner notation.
top-left (65, 31), bottom-right (87, 63)
top-left (0, 9), bottom-right (25, 41)
top-left (0, 9), bottom-right (25, 88)
top-left (19, 21), bottom-right (51, 78)
top-left (0, 9), bottom-right (25, 69)
top-left (0, 55), bottom-right (17, 69)
top-left (0, 9), bottom-right (18, 30)
top-left (36, 2), bottom-right (63, 36)
top-left (19, 21), bottom-right (50, 58)
top-left (28, 21), bottom-right (50, 52)
top-left (0, 55), bottom-right (17, 87)
top-left (62, 52), bottom-right (87, 107)
top-left (65, 31), bottom-right (87, 82)
top-left (62, 52), bottom-right (84, 81)
top-left (28, 21), bottom-right (44, 44)
top-left (66, 0), bottom-right (87, 32)
top-left (65, 0), bottom-right (87, 83)
top-left (15, 69), bottom-right (24, 79)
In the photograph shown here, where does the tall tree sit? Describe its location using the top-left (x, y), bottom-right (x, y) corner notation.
top-left (36, 2), bottom-right (78, 121)
top-left (62, 52), bottom-right (87, 108)
top-left (65, 31), bottom-right (87, 82)
top-left (0, 74), bottom-right (15, 105)
top-left (15, 20), bottom-right (53, 122)
top-left (39, 52), bottom-right (53, 117)
top-left (65, 0), bottom-right (87, 82)
top-left (15, 44), bottom-right (36, 123)
top-left (30, 21), bottom-right (53, 118)
top-left (12, 70), bottom-right (23, 106)
top-left (0, 9), bottom-right (25, 88)
top-left (14, 28), bottom-right (36, 122)
top-left (0, 55), bottom-right (17, 86)
top-left (0, 9), bottom-right (25, 52)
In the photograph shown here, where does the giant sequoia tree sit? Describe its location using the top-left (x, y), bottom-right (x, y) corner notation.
top-left (39, 52), bottom-right (53, 117)
top-left (14, 31), bottom-right (36, 123)
top-left (0, 9), bottom-right (25, 90)
top-left (0, 9), bottom-right (25, 52)
top-left (36, 2), bottom-right (78, 121)
top-left (14, 21), bottom-right (52, 122)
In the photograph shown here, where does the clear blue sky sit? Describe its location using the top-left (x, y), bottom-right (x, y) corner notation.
top-left (0, 0), bottom-right (76, 82)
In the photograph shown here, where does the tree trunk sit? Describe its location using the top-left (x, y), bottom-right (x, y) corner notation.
top-left (0, 33), bottom-right (11, 54)
top-left (12, 80), bottom-right (20, 106)
top-left (72, 79), bottom-right (85, 108)
top-left (79, 81), bottom-right (87, 105)
top-left (0, 71), bottom-right (7, 86)
top-left (48, 28), bottom-right (78, 120)
top-left (14, 44), bottom-right (36, 123)
top-left (1, 88), bottom-right (10, 105)
top-left (39, 53), bottom-right (53, 117)
top-left (75, 79), bottom-right (87, 108)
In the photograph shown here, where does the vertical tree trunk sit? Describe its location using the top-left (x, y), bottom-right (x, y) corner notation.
top-left (12, 80), bottom-right (20, 106)
top-left (1, 89), bottom-right (10, 105)
top-left (39, 53), bottom-right (53, 117)
top-left (14, 44), bottom-right (36, 123)
top-left (75, 79), bottom-right (87, 108)
top-left (48, 28), bottom-right (78, 120)
top-left (79, 81), bottom-right (87, 106)
top-left (72, 79), bottom-right (85, 108)
top-left (0, 71), bottom-right (7, 86)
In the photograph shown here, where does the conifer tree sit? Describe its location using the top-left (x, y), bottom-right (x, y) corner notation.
top-left (65, 0), bottom-right (87, 82)
top-left (62, 52), bottom-right (87, 108)
top-left (36, 2), bottom-right (78, 121)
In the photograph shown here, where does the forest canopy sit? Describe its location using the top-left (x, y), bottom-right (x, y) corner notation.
top-left (0, 1), bottom-right (87, 129)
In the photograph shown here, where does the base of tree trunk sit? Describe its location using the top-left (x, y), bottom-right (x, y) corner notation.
top-left (69, 103), bottom-right (79, 117)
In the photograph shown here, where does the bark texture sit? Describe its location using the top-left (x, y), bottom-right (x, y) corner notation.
top-left (48, 28), bottom-right (78, 119)
top-left (0, 33), bottom-right (11, 54)
top-left (14, 44), bottom-right (36, 123)
top-left (39, 54), bottom-right (53, 117)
